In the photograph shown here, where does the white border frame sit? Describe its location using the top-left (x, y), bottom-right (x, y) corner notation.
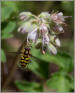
top-left (0, 1), bottom-right (1, 92)
top-left (0, 0), bottom-right (74, 93)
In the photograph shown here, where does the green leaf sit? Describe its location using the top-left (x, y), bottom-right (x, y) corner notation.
top-left (2, 1), bottom-right (18, 12)
top-left (1, 49), bottom-right (6, 63)
top-left (46, 72), bottom-right (73, 92)
top-left (28, 58), bottom-right (49, 78)
top-left (2, 22), bottom-right (16, 34)
top-left (62, 2), bottom-right (74, 13)
top-left (2, 22), bottom-right (16, 39)
top-left (1, 33), bottom-right (14, 39)
top-left (31, 47), bottom-right (73, 72)
top-left (1, 6), bottom-right (14, 22)
top-left (15, 80), bottom-right (43, 92)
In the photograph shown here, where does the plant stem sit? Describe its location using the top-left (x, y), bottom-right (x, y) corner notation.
top-left (2, 39), bottom-right (27, 91)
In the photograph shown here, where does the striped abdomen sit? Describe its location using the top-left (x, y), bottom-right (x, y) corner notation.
top-left (19, 47), bottom-right (31, 68)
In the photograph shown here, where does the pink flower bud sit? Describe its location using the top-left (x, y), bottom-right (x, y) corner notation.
top-left (51, 12), bottom-right (65, 24)
top-left (39, 24), bottom-right (48, 37)
top-left (53, 25), bottom-right (64, 33)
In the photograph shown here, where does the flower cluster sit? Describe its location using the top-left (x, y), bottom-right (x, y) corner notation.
top-left (18, 11), bottom-right (67, 55)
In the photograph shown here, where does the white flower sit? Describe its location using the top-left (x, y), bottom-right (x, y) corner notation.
top-left (39, 24), bottom-right (48, 37)
top-left (55, 38), bottom-right (61, 47)
top-left (48, 43), bottom-right (57, 55)
top-left (51, 12), bottom-right (65, 24)
top-left (18, 22), bottom-right (38, 34)
top-left (53, 25), bottom-right (64, 33)
top-left (39, 23), bottom-right (50, 46)
top-left (40, 24), bottom-right (48, 33)
top-left (58, 26), bottom-right (63, 31)
top-left (42, 34), bottom-right (49, 45)
top-left (19, 12), bottom-right (32, 20)
top-left (17, 11), bottom-right (67, 55)
top-left (38, 12), bottom-right (50, 19)
top-left (58, 12), bottom-right (63, 16)
top-left (19, 14), bottom-right (26, 20)
top-left (27, 28), bottom-right (38, 43)
top-left (57, 12), bottom-right (64, 22)
top-left (18, 26), bottom-right (26, 33)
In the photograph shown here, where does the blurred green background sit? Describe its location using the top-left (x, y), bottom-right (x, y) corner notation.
top-left (1, 1), bottom-right (74, 92)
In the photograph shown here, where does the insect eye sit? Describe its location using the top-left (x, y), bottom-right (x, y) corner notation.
top-left (28, 48), bottom-right (31, 50)
top-left (25, 47), bottom-right (30, 50)
top-left (25, 48), bottom-right (27, 50)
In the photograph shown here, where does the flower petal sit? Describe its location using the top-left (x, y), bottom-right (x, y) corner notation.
top-left (18, 26), bottom-right (26, 33)
top-left (48, 43), bottom-right (57, 55)
top-left (38, 12), bottom-right (50, 20)
top-left (27, 28), bottom-right (38, 42)
top-left (42, 34), bottom-right (50, 45)
top-left (51, 12), bottom-right (65, 24)
top-left (55, 38), bottom-right (61, 47)
top-left (19, 12), bottom-right (32, 20)
top-left (53, 25), bottom-right (64, 33)
top-left (18, 22), bottom-right (38, 34)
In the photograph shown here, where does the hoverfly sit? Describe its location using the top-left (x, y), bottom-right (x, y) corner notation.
top-left (18, 46), bottom-right (32, 69)
top-left (8, 43), bottom-right (32, 69)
